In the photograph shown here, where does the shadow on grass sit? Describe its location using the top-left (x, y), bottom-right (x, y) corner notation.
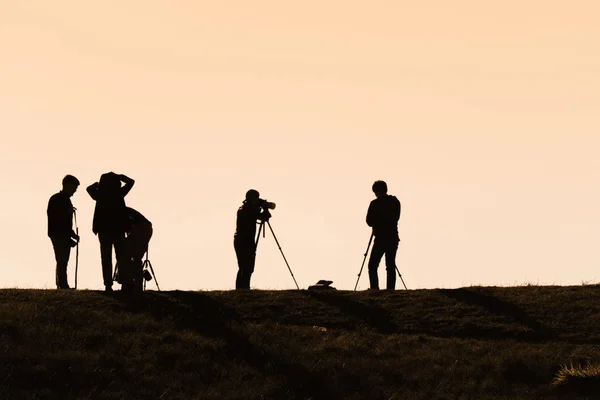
top-left (300, 289), bottom-right (561, 343)
top-left (302, 291), bottom-right (399, 334)
top-left (439, 288), bottom-right (556, 341)
top-left (111, 291), bottom-right (345, 400)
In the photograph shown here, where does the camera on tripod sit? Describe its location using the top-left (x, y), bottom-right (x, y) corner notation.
top-left (258, 199), bottom-right (276, 210)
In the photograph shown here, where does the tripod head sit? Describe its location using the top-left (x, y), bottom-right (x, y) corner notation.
top-left (260, 209), bottom-right (272, 222)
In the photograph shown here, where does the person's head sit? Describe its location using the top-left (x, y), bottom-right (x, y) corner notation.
top-left (61, 175), bottom-right (80, 197)
top-left (245, 189), bottom-right (260, 205)
top-left (99, 172), bottom-right (121, 194)
top-left (372, 180), bottom-right (387, 198)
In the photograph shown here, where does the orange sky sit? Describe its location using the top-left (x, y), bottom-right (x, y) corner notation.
top-left (1, 1), bottom-right (599, 290)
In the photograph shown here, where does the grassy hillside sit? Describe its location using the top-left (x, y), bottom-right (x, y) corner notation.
top-left (2, 286), bottom-right (600, 399)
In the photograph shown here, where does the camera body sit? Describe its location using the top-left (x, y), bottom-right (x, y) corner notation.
top-left (258, 199), bottom-right (276, 210)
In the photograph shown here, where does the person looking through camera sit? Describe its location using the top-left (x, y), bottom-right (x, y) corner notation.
top-left (233, 189), bottom-right (272, 289)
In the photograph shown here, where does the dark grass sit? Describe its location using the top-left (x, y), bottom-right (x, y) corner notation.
top-left (2, 286), bottom-right (600, 399)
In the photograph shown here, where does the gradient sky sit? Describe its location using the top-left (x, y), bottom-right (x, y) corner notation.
top-left (1, 1), bottom-right (599, 290)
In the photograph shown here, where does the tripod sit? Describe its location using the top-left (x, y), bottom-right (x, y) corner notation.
top-left (141, 249), bottom-right (160, 291)
top-left (354, 232), bottom-right (408, 291)
top-left (255, 218), bottom-right (300, 289)
top-left (113, 247), bottom-right (160, 291)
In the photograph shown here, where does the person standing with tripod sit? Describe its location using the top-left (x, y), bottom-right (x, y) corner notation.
top-left (234, 189), bottom-right (270, 289)
top-left (47, 175), bottom-right (80, 289)
top-left (366, 180), bottom-right (401, 290)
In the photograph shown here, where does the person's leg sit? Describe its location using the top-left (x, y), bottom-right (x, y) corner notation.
top-left (245, 245), bottom-right (256, 289)
top-left (132, 258), bottom-right (144, 292)
top-left (367, 239), bottom-right (385, 290)
top-left (51, 237), bottom-right (71, 289)
top-left (234, 239), bottom-right (244, 289)
top-left (129, 229), bottom-right (152, 292)
top-left (98, 233), bottom-right (114, 290)
top-left (113, 232), bottom-right (132, 292)
top-left (234, 239), bottom-right (254, 289)
top-left (384, 240), bottom-right (399, 290)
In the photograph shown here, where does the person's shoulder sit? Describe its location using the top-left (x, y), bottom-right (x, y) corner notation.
top-left (49, 192), bottom-right (63, 202)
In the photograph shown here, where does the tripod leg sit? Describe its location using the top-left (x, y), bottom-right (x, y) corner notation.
top-left (395, 266), bottom-right (408, 290)
top-left (354, 233), bottom-right (374, 291)
top-left (393, 242), bottom-right (407, 290)
top-left (146, 260), bottom-right (160, 291)
top-left (255, 221), bottom-right (264, 248)
top-left (142, 260), bottom-right (147, 291)
top-left (265, 221), bottom-right (300, 289)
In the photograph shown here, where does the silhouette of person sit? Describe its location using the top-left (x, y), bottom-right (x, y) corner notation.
top-left (234, 189), bottom-right (270, 289)
top-left (47, 175), bottom-right (80, 289)
top-left (366, 180), bottom-right (401, 290)
top-left (123, 207), bottom-right (153, 292)
top-left (86, 172), bottom-right (135, 292)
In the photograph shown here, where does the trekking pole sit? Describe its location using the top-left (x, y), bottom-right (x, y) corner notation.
top-left (73, 207), bottom-right (79, 290)
top-left (354, 232), bottom-right (374, 291)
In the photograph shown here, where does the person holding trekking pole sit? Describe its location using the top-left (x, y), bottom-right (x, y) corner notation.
top-left (47, 175), bottom-right (80, 289)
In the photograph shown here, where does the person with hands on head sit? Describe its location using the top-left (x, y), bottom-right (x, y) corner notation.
top-left (87, 172), bottom-right (135, 292)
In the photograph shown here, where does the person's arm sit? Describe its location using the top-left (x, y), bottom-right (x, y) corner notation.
top-left (47, 196), bottom-right (71, 238)
top-left (366, 201), bottom-right (376, 227)
top-left (47, 196), bottom-right (58, 234)
top-left (258, 208), bottom-right (271, 222)
top-left (86, 182), bottom-right (99, 200)
top-left (394, 198), bottom-right (401, 223)
top-left (119, 174), bottom-right (135, 197)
